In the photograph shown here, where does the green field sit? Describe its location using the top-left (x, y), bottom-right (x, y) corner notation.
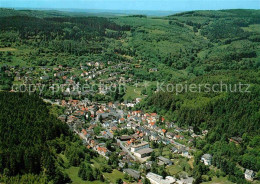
top-left (123, 85), bottom-right (144, 101)
top-left (201, 176), bottom-right (235, 184)
top-left (65, 167), bottom-right (104, 184)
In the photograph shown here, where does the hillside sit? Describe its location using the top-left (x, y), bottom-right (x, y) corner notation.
top-left (136, 70), bottom-right (260, 183)
top-left (0, 92), bottom-right (100, 184)
top-left (0, 9), bottom-right (259, 83)
top-left (0, 8), bottom-right (259, 183)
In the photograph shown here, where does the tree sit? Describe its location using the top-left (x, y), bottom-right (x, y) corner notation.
top-left (143, 177), bottom-right (151, 184)
top-left (116, 178), bottom-right (123, 184)
top-left (150, 152), bottom-right (156, 161)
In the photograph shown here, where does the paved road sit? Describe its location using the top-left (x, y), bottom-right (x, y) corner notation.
top-left (117, 139), bottom-right (136, 161)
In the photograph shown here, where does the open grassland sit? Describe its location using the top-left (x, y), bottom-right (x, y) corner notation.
top-left (0, 47), bottom-right (17, 51)
top-left (201, 176), bottom-right (235, 184)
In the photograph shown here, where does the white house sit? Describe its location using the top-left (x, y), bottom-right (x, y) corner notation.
top-left (201, 154), bottom-right (212, 166)
top-left (146, 172), bottom-right (176, 184)
top-left (244, 169), bottom-right (255, 181)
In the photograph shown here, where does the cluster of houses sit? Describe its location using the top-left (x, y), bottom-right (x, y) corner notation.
top-left (52, 98), bottom-right (257, 183)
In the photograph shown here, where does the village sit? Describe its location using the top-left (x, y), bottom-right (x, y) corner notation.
top-left (1, 61), bottom-right (256, 184)
top-left (55, 98), bottom-right (256, 184)
top-left (57, 98), bottom-right (200, 184)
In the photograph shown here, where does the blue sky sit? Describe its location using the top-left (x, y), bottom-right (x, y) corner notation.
top-left (0, 0), bottom-right (259, 11)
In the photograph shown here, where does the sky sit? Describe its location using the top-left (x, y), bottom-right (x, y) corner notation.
top-left (0, 0), bottom-right (259, 11)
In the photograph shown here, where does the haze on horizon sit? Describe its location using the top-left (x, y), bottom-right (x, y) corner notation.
top-left (0, 0), bottom-right (259, 11)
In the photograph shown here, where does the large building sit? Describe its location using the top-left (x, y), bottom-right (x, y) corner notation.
top-left (134, 148), bottom-right (153, 158)
top-left (131, 141), bottom-right (149, 152)
top-left (146, 172), bottom-right (176, 184)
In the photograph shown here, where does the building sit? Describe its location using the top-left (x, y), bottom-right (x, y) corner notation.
top-left (134, 148), bottom-right (153, 158)
top-left (123, 168), bottom-right (140, 180)
top-left (244, 169), bottom-right (255, 181)
top-left (119, 135), bottom-right (132, 141)
top-left (158, 156), bottom-right (173, 166)
top-left (201, 154), bottom-right (212, 166)
top-left (229, 137), bottom-right (243, 144)
top-left (146, 172), bottom-right (176, 184)
top-left (131, 141), bottom-right (149, 152)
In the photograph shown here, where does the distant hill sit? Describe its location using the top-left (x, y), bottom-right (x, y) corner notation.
top-left (0, 8), bottom-right (181, 17)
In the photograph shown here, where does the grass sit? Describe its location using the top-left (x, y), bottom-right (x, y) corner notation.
top-left (201, 176), bottom-right (235, 184)
top-left (103, 169), bottom-right (125, 183)
top-left (90, 156), bottom-right (126, 183)
top-left (165, 155), bottom-right (191, 176)
top-left (65, 167), bottom-right (104, 184)
top-left (167, 164), bottom-right (183, 175)
top-left (242, 24), bottom-right (260, 33)
top-left (123, 85), bottom-right (144, 101)
top-left (0, 47), bottom-right (17, 51)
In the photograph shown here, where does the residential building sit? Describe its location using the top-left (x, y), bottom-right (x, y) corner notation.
top-left (201, 154), bottom-right (212, 166)
top-left (123, 168), bottom-right (140, 180)
top-left (134, 148), bottom-right (153, 158)
top-left (131, 141), bottom-right (149, 152)
top-left (244, 169), bottom-right (255, 181)
top-left (158, 156), bottom-right (173, 166)
top-left (146, 172), bottom-right (176, 184)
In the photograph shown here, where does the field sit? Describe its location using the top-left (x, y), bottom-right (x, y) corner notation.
top-left (201, 176), bottom-right (235, 184)
top-left (59, 154), bottom-right (127, 184)
top-left (0, 47), bottom-right (17, 51)
top-left (65, 167), bottom-right (104, 184)
top-left (123, 85), bottom-right (144, 100)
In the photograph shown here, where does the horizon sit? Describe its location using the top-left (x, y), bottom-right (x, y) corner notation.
top-left (0, 0), bottom-right (260, 11)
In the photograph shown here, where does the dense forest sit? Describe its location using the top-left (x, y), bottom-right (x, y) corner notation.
top-left (0, 92), bottom-right (99, 184)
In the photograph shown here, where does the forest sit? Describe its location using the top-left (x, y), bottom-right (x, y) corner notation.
top-left (0, 92), bottom-right (99, 184)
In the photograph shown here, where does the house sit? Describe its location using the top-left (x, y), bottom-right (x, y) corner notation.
top-left (119, 117), bottom-right (125, 123)
top-left (123, 169), bottom-right (140, 180)
top-left (201, 154), bottom-right (212, 166)
top-left (179, 176), bottom-right (194, 184)
top-left (202, 130), bottom-right (208, 135)
top-left (149, 68), bottom-right (158, 72)
top-left (146, 172), bottom-right (176, 184)
top-left (170, 147), bottom-right (177, 154)
top-left (158, 156), bottom-right (173, 166)
top-left (229, 137), bottom-right (243, 144)
top-left (97, 146), bottom-right (110, 157)
top-left (166, 132), bottom-right (175, 139)
top-left (181, 149), bottom-right (189, 158)
top-left (58, 115), bottom-right (67, 122)
top-left (40, 76), bottom-right (49, 80)
top-left (244, 169), bottom-right (255, 181)
top-left (149, 122), bottom-right (156, 129)
top-left (119, 135), bottom-right (132, 141)
top-left (174, 135), bottom-right (184, 140)
top-left (150, 133), bottom-right (159, 141)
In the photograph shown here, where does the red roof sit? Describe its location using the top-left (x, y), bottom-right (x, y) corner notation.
top-left (151, 113), bottom-right (157, 116)
top-left (81, 129), bottom-right (87, 135)
top-left (97, 147), bottom-right (107, 153)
